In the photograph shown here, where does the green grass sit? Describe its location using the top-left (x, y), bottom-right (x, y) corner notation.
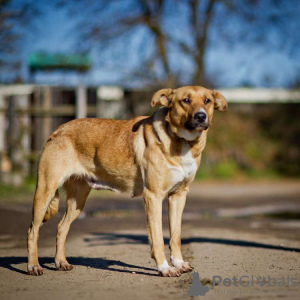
top-left (0, 177), bottom-right (36, 203)
top-left (195, 160), bottom-right (282, 181)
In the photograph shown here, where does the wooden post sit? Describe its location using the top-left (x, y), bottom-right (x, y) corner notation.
top-left (32, 86), bottom-right (42, 151)
top-left (0, 95), bottom-right (5, 156)
top-left (0, 95), bottom-right (6, 179)
top-left (42, 86), bottom-right (52, 145)
top-left (8, 94), bottom-right (31, 185)
top-left (96, 96), bottom-right (102, 118)
top-left (76, 85), bottom-right (87, 118)
top-left (16, 94), bottom-right (31, 177)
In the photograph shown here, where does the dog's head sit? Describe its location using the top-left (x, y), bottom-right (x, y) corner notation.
top-left (151, 86), bottom-right (227, 141)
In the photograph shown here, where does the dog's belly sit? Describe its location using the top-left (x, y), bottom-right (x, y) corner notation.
top-left (85, 172), bottom-right (144, 197)
top-left (86, 178), bottom-right (120, 193)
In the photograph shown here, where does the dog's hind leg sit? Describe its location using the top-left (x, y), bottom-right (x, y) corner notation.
top-left (55, 178), bottom-right (90, 271)
top-left (27, 180), bottom-right (59, 275)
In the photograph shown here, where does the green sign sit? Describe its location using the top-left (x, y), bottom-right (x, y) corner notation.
top-left (29, 52), bottom-right (91, 72)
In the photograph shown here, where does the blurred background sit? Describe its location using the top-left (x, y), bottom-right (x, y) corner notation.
top-left (0, 0), bottom-right (300, 187)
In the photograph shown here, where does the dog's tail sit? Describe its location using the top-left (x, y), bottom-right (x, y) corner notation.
top-left (42, 189), bottom-right (59, 223)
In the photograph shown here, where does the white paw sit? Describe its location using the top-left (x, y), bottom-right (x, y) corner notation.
top-left (27, 264), bottom-right (43, 276)
top-left (158, 260), bottom-right (181, 277)
top-left (55, 259), bottom-right (73, 271)
top-left (171, 256), bottom-right (193, 273)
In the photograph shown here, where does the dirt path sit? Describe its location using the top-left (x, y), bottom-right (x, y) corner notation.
top-left (0, 180), bottom-right (299, 299)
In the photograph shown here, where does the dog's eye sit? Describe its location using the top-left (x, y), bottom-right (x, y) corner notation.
top-left (204, 98), bottom-right (211, 104)
top-left (182, 98), bottom-right (190, 104)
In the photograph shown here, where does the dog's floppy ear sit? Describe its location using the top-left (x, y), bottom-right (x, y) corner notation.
top-left (151, 88), bottom-right (174, 107)
top-left (212, 90), bottom-right (227, 112)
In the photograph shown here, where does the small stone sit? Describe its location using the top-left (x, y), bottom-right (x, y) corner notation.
top-left (132, 271), bottom-right (136, 274)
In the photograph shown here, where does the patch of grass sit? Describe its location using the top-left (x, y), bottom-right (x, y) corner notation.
top-left (196, 160), bottom-right (241, 179)
top-left (0, 177), bottom-right (36, 203)
top-left (245, 168), bottom-right (280, 179)
top-left (195, 160), bottom-right (284, 181)
top-left (213, 160), bottom-right (239, 179)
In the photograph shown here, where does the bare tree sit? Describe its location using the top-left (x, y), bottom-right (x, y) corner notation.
top-left (59, 0), bottom-right (176, 86)
top-left (186, 0), bottom-right (216, 85)
top-left (57, 0), bottom-right (300, 87)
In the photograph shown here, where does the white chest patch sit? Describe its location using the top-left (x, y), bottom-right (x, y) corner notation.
top-left (177, 128), bottom-right (201, 141)
top-left (167, 142), bottom-right (197, 189)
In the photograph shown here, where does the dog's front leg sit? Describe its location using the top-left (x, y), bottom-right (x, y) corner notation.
top-left (168, 187), bottom-right (194, 273)
top-left (143, 189), bottom-right (181, 277)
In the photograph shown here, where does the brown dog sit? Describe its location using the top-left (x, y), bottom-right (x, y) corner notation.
top-left (27, 86), bottom-right (227, 277)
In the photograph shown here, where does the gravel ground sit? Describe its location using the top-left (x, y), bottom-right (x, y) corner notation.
top-left (0, 180), bottom-right (299, 300)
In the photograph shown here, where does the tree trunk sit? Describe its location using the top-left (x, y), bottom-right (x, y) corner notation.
top-left (191, 0), bottom-right (216, 85)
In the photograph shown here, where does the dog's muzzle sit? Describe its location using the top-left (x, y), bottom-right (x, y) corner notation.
top-left (184, 112), bottom-right (209, 130)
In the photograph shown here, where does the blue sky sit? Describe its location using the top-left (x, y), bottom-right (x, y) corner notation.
top-left (16, 1), bottom-right (300, 88)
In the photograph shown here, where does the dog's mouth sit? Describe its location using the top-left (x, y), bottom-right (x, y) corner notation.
top-left (184, 121), bottom-right (209, 131)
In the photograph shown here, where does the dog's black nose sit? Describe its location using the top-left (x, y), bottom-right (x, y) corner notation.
top-left (194, 112), bottom-right (207, 122)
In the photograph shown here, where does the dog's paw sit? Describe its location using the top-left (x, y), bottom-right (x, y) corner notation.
top-left (55, 260), bottom-right (73, 271)
top-left (158, 260), bottom-right (181, 277)
top-left (171, 257), bottom-right (194, 273)
top-left (27, 264), bottom-right (43, 276)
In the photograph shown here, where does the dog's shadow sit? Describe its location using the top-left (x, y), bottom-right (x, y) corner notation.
top-left (2, 232), bottom-right (300, 276)
top-left (85, 232), bottom-right (300, 253)
top-left (0, 256), bottom-right (158, 276)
